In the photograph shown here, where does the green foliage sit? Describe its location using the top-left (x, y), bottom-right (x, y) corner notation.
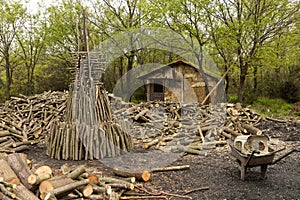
top-left (131, 86), bottom-right (146, 103)
top-left (227, 95), bottom-right (239, 104)
top-left (252, 97), bottom-right (294, 118)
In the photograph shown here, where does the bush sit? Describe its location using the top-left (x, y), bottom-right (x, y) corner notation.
top-left (280, 80), bottom-right (300, 103)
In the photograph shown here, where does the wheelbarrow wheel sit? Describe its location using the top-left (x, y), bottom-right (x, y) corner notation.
top-left (261, 165), bottom-right (268, 179)
top-left (240, 165), bottom-right (246, 180)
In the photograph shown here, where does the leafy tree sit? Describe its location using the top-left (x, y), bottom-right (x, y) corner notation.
top-left (0, 0), bottom-right (26, 99)
top-left (147, 0), bottom-right (211, 68)
top-left (210, 0), bottom-right (299, 102)
top-left (15, 12), bottom-right (48, 95)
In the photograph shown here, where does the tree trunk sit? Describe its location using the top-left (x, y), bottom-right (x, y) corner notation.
top-left (238, 64), bottom-right (248, 103)
top-left (4, 47), bottom-right (12, 100)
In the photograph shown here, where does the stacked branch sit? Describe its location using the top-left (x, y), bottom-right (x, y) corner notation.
top-left (0, 91), bottom-right (67, 153)
top-left (47, 56), bottom-right (133, 160)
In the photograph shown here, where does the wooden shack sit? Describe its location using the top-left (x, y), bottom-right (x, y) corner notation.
top-left (138, 60), bottom-right (219, 104)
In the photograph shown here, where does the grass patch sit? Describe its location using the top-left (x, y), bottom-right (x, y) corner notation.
top-left (251, 97), bottom-right (294, 119)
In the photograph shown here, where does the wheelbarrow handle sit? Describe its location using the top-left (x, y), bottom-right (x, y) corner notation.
top-left (272, 148), bottom-right (299, 165)
top-left (245, 150), bottom-right (260, 167)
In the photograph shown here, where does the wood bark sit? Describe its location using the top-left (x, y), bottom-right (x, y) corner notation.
top-left (13, 183), bottom-right (39, 200)
top-left (39, 176), bottom-right (74, 195)
top-left (0, 159), bottom-right (20, 185)
top-left (6, 153), bottom-right (34, 189)
top-left (43, 179), bottom-right (89, 200)
top-left (113, 168), bottom-right (151, 182)
top-left (241, 123), bottom-right (262, 135)
top-left (28, 173), bottom-right (51, 185)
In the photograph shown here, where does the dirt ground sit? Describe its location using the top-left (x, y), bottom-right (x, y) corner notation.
top-left (26, 119), bottom-right (300, 200)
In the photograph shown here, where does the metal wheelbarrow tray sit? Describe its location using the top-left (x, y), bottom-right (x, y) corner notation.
top-left (227, 139), bottom-right (299, 180)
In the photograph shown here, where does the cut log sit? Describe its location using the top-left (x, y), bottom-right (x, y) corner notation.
top-left (241, 123), bottom-right (262, 135)
top-left (113, 167), bottom-right (151, 182)
top-left (28, 173), bottom-right (52, 185)
top-left (82, 184), bottom-right (93, 197)
top-left (13, 183), bottom-right (39, 200)
top-left (39, 176), bottom-right (74, 196)
top-left (87, 175), bottom-right (99, 184)
top-left (223, 127), bottom-right (242, 137)
top-left (35, 165), bottom-right (53, 177)
top-left (0, 159), bottom-right (20, 185)
top-left (67, 166), bottom-right (86, 179)
top-left (42, 179), bottom-right (89, 200)
top-left (6, 153), bottom-right (34, 189)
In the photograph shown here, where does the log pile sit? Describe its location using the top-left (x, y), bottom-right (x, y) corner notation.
top-left (111, 98), bottom-right (265, 155)
top-left (0, 152), bottom-right (192, 200)
top-left (0, 91), bottom-right (67, 154)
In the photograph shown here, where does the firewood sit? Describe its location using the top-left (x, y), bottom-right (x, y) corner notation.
top-left (67, 166), bottom-right (86, 179)
top-left (39, 176), bottom-right (75, 196)
top-left (113, 167), bottom-right (151, 182)
top-left (13, 183), bottom-right (39, 200)
top-left (0, 159), bottom-right (20, 185)
top-left (122, 177), bottom-right (136, 183)
top-left (223, 127), bottom-right (242, 137)
top-left (92, 184), bottom-right (111, 195)
top-left (133, 108), bottom-right (149, 121)
top-left (0, 184), bottom-right (18, 199)
top-left (82, 184), bottom-right (93, 197)
top-left (99, 177), bottom-right (135, 185)
top-left (6, 154), bottom-right (35, 189)
top-left (0, 136), bottom-right (10, 143)
top-left (0, 131), bottom-right (10, 137)
top-left (0, 180), bottom-right (17, 189)
top-left (143, 138), bottom-right (160, 149)
top-left (87, 175), bottom-right (99, 184)
top-left (28, 173), bottom-right (52, 185)
top-left (0, 191), bottom-right (14, 200)
top-left (10, 145), bottom-right (30, 153)
top-left (241, 123), bottom-right (262, 135)
top-left (221, 131), bottom-right (232, 139)
top-left (35, 165), bottom-right (53, 177)
top-left (42, 179), bottom-right (89, 200)
top-left (152, 165), bottom-right (190, 172)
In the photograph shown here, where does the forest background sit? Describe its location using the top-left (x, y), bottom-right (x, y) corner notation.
top-left (0, 0), bottom-right (299, 117)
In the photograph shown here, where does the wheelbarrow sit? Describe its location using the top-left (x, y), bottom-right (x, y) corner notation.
top-left (227, 136), bottom-right (299, 180)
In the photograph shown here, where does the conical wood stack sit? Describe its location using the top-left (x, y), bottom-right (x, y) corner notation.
top-left (46, 53), bottom-right (133, 160)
